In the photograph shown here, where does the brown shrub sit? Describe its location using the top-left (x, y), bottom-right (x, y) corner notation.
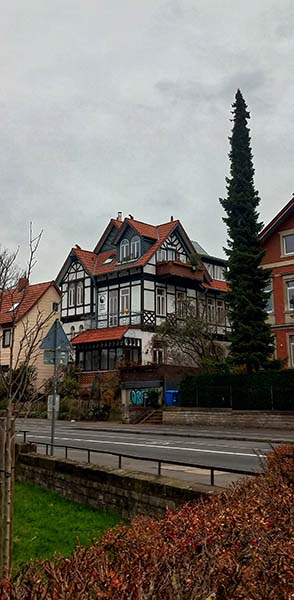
top-left (1, 445), bottom-right (293, 599)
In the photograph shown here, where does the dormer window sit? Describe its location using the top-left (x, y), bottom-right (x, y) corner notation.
top-left (120, 239), bottom-right (129, 261)
top-left (131, 235), bottom-right (140, 259)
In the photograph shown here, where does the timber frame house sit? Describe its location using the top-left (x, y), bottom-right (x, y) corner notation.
top-left (56, 213), bottom-right (229, 372)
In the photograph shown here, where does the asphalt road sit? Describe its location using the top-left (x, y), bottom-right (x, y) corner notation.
top-left (16, 419), bottom-right (278, 487)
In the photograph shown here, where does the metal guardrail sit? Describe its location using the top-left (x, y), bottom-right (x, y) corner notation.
top-left (18, 430), bottom-right (259, 486)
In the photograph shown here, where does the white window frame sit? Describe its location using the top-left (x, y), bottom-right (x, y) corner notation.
top-left (76, 281), bottom-right (83, 306)
top-left (109, 289), bottom-right (118, 326)
top-left (153, 348), bottom-right (164, 364)
top-left (68, 284), bottom-right (75, 307)
top-left (2, 329), bottom-right (12, 348)
top-left (216, 299), bottom-right (225, 324)
top-left (283, 233), bottom-right (294, 256)
top-left (120, 287), bottom-right (130, 314)
top-left (176, 291), bottom-right (186, 318)
top-left (156, 248), bottom-right (166, 262)
top-left (265, 279), bottom-right (273, 313)
top-left (207, 297), bottom-right (215, 323)
top-left (286, 280), bottom-right (294, 311)
top-left (156, 287), bottom-right (166, 316)
top-left (130, 235), bottom-right (140, 259)
top-left (120, 239), bottom-right (130, 261)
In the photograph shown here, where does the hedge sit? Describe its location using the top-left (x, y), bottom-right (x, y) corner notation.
top-left (179, 370), bottom-right (294, 410)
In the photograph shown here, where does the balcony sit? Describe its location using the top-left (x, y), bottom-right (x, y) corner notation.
top-left (156, 260), bottom-right (204, 282)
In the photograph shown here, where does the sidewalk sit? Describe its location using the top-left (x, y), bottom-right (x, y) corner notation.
top-left (72, 421), bottom-right (294, 444)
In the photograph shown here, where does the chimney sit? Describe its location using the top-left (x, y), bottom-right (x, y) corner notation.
top-left (117, 211), bottom-right (123, 222)
top-left (17, 277), bottom-right (29, 293)
top-left (170, 215), bottom-right (174, 221)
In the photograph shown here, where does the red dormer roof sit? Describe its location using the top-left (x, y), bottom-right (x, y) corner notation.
top-left (114, 218), bottom-right (159, 243)
top-left (0, 281), bottom-right (60, 325)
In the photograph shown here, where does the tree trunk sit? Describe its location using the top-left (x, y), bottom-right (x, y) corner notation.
top-left (0, 417), bottom-right (6, 578)
top-left (0, 415), bottom-right (15, 580)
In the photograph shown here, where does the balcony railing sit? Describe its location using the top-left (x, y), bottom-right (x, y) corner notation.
top-left (156, 260), bottom-right (203, 281)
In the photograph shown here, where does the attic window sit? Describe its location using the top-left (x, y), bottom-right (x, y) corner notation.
top-left (8, 302), bottom-right (20, 312)
top-left (103, 256), bottom-right (115, 265)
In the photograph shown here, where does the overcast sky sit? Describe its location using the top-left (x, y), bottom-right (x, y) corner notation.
top-left (1, 0), bottom-right (294, 282)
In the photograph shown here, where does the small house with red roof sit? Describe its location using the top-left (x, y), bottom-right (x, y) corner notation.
top-left (0, 278), bottom-right (61, 388)
top-left (56, 213), bottom-right (229, 377)
top-left (260, 197), bottom-right (294, 367)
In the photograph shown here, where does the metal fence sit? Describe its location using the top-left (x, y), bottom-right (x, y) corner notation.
top-left (18, 430), bottom-right (260, 487)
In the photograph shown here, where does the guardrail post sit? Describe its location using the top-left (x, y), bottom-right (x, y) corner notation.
top-left (158, 461), bottom-right (161, 476)
top-left (23, 431), bottom-right (27, 443)
top-left (65, 447), bottom-right (68, 459)
top-left (119, 455), bottom-right (122, 469)
top-left (210, 468), bottom-right (214, 486)
top-left (87, 449), bottom-right (90, 463)
top-left (46, 444), bottom-right (49, 456)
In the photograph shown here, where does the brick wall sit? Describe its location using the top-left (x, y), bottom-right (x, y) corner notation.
top-left (16, 452), bottom-right (216, 519)
top-left (163, 408), bottom-right (294, 429)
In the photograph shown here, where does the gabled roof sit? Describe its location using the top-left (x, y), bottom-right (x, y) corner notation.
top-left (57, 217), bottom-right (213, 283)
top-left (113, 218), bottom-right (159, 243)
top-left (0, 281), bottom-right (60, 325)
top-left (260, 197), bottom-right (294, 241)
top-left (93, 218), bottom-right (124, 254)
top-left (71, 325), bottom-right (129, 345)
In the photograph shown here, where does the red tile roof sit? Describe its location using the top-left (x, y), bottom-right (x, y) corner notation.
top-left (203, 279), bottom-right (229, 292)
top-left (122, 218), bottom-right (158, 239)
top-left (0, 281), bottom-right (59, 324)
top-left (71, 326), bottom-right (129, 345)
top-left (72, 220), bottom-right (179, 277)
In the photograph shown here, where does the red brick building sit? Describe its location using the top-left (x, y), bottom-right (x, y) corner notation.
top-left (260, 197), bottom-right (294, 366)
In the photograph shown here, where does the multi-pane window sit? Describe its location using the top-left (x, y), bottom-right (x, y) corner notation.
top-left (156, 288), bottom-right (166, 316)
top-left (216, 299), bottom-right (225, 324)
top-left (153, 348), bottom-right (164, 364)
top-left (265, 280), bottom-right (273, 313)
top-left (68, 284), bottom-right (75, 307)
top-left (120, 239), bottom-right (129, 261)
top-left (207, 298), bottom-right (215, 323)
top-left (283, 233), bottom-right (294, 255)
top-left (167, 248), bottom-right (176, 261)
top-left (130, 236), bottom-right (140, 259)
top-left (286, 280), bottom-right (294, 310)
top-left (176, 291), bottom-right (186, 318)
top-left (120, 287), bottom-right (130, 314)
top-left (156, 248), bottom-right (166, 262)
top-left (109, 289), bottom-right (118, 326)
top-left (2, 329), bottom-right (11, 348)
top-left (76, 281), bottom-right (83, 305)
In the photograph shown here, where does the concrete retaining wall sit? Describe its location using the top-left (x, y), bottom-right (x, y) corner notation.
top-left (16, 452), bottom-right (217, 519)
top-left (163, 408), bottom-right (294, 429)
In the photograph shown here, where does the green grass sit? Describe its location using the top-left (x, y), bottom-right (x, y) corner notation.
top-left (13, 482), bottom-right (120, 571)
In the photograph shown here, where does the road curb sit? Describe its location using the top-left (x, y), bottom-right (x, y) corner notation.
top-left (72, 426), bottom-right (294, 445)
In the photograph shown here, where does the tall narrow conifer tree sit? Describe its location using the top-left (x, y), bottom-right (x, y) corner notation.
top-left (220, 90), bottom-right (273, 372)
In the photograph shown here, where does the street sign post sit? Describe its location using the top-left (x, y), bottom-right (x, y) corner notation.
top-left (40, 320), bottom-right (72, 455)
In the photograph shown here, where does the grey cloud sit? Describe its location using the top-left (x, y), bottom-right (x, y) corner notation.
top-left (0, 0), bottom-right (294, 281)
